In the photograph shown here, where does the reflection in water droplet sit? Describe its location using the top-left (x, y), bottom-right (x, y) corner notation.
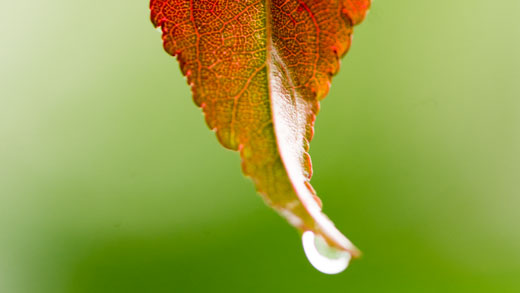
top-left (302, 231), bottom-right (351, 274)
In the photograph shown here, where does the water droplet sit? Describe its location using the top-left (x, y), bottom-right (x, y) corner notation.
top-left (302, 231), bottom-right (351, 274)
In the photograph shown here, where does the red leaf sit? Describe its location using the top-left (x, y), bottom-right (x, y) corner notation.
top-left (151, 0), bottom-right (370, 259)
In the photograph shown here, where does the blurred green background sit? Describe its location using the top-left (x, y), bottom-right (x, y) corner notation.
top-left (1, 1), bottom-right (519, 292)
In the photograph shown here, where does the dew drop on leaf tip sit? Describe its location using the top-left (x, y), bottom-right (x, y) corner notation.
top-left (302, 231), bottom-right (352, 274)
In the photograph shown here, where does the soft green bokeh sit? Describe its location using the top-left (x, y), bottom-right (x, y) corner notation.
top-left (1, 1), bottom-right (519, 292)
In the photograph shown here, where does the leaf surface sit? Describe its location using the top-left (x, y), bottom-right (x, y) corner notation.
top-left (150, 0), bottom-right (369, 256)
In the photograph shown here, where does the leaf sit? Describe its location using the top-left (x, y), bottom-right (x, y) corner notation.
top-left (150, 0), bottom-right (370, 257)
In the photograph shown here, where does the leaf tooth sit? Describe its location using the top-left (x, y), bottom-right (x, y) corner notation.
top-left (342, 0), bottom-right (371, 25)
